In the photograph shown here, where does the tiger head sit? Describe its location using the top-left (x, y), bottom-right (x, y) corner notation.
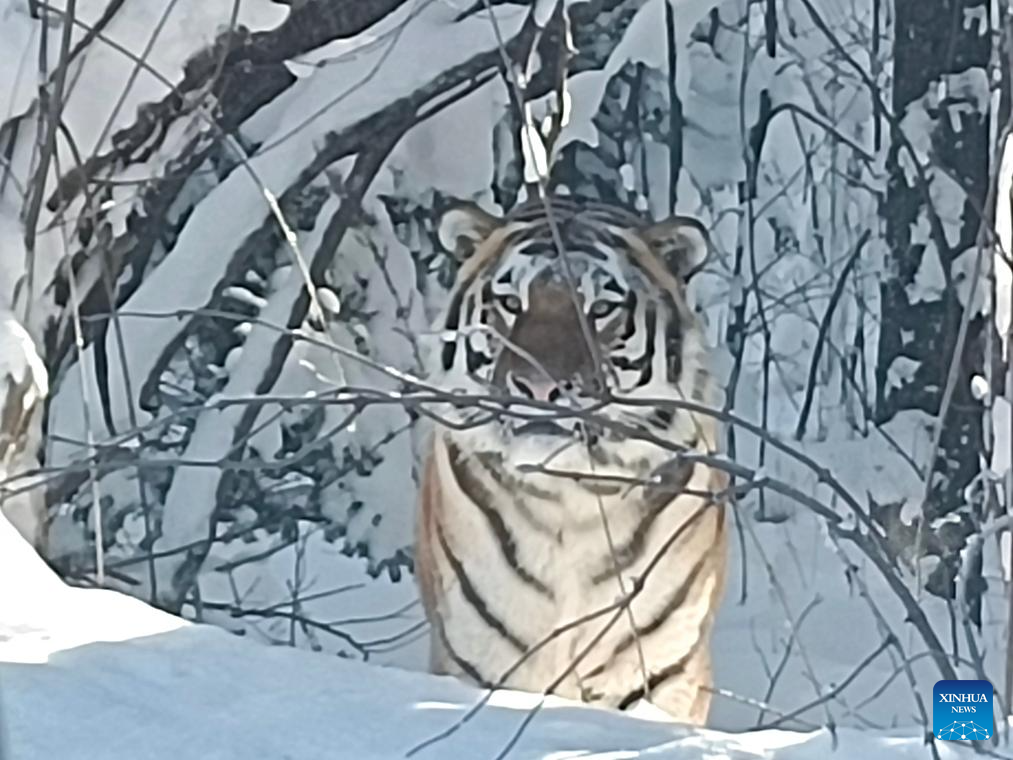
top-left (429, 196), bottom-right (717, 468)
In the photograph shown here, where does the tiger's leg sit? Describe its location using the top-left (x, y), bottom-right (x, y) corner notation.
top-left (582, 500), bottom-right (726, 724)
top-left (427, 621), bottom-right (454, 676)
top-left (583, 632), bottom-right (716, 724)
top-left (645, 490), bottom-right (726, 724)
top-left (415, 442), bottom-right (451, 676)
top-left (416, 440), bottom-right (497, 684)
top-left (649, 642), bottom-right (714, 724)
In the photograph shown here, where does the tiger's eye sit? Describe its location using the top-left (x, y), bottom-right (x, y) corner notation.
top-left (589, 299), bottom-right (620, 319)
top-left (498, 294), bottom-right (523, 314)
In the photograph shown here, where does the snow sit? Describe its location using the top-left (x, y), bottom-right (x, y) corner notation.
top-left (996, 132), bottom-right (1013, 361)
top-left (46, 1), bottom-right (529, 461)
top-left (558, 0), bottom-right (673, 153)
top-left (533, 0), bottom-right (558, 28)
top-left (0, 1), bottom-right (287, 143)
top-left (0, 310), bottom-right (47, 406)
top-left (145, 265), bottom-right (311, 603)
top-left (0, 512), bottom-right (981, 759)
top-left (0, 310), bottom-right (48, 549)
top-left (0, 0), bottom-right (288, 318)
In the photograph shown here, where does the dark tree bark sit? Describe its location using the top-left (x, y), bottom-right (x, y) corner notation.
top-left (877, 0), bottom-right (993, 619)
top-left (878, 0), bottom-right (990, 518)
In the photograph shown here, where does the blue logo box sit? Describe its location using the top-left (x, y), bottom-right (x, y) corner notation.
top-left (933, 680), bottom-right (993, 741)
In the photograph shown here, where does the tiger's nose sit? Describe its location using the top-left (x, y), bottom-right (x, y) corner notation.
top-left (506, 371), bottom-right (562, 403)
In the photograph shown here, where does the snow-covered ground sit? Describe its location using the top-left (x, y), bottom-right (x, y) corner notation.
top-left (0, 513), bottom-right (982, 759)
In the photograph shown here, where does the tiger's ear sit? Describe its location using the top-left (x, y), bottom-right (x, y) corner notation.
top-left (641, 216), bottom-right (710, 281)
top-left (438, 203), bottom-right (500, 261)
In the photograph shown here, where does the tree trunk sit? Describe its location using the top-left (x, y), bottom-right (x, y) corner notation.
top-left (878, 0), bottom-right (990, 517)
top-left (877, 0), bottom-right (992, 617)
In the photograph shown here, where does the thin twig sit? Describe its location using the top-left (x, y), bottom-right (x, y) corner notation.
top-left (794, 230), bottom-right (871, 440)
top-left (754, 636), bottom-right (894, 731)
top-left (21, 0), bottom-right (77, 316)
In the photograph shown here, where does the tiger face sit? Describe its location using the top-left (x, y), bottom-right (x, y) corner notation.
top-left (430, 196), bottom-right (715, 465)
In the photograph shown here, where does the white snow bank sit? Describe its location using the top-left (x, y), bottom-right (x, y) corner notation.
top-left (0, 511), bottom-right (184, 666)
top-left (0, 513), bottom-right (977, 760)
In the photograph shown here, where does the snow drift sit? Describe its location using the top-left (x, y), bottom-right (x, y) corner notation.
top-left (0, 514), bottom-right (978, 759)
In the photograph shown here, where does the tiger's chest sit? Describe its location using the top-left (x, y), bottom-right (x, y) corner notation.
top-left (426, 430), bottom-right (716, 688)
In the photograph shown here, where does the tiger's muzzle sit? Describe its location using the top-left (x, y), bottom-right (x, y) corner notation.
top-left (491, 282), bottom-right (605, 440)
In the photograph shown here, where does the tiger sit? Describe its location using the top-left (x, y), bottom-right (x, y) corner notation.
top-left (414, 195), bottom-right (728, 725)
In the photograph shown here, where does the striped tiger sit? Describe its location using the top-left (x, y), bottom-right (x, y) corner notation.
top-left (415, 196), bottom-right (727, 725)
